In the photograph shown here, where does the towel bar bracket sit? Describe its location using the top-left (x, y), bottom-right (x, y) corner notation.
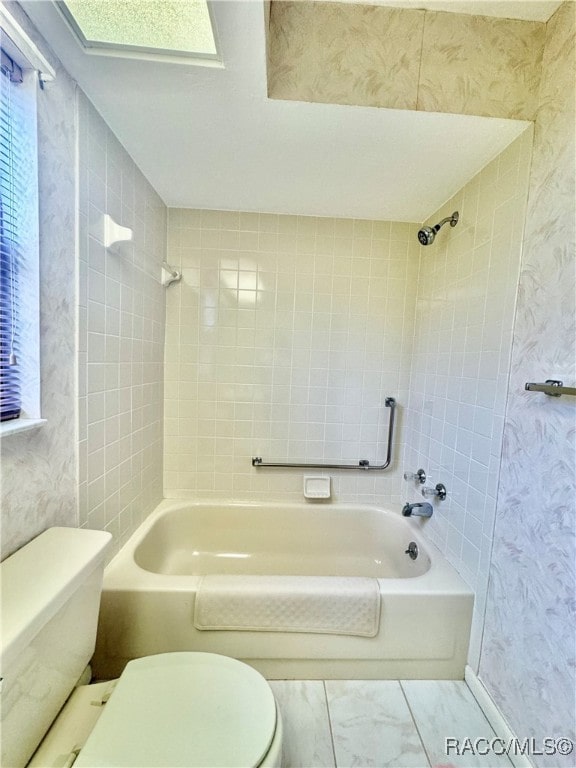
top-left (525, 380), bottom-right (576, 397)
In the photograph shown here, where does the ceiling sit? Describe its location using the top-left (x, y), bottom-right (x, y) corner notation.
top-left (22, 1), bottom-right (536, 222)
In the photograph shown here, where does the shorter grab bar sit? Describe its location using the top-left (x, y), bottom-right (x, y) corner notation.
top-left (252, 397), bottom-right (396, 471)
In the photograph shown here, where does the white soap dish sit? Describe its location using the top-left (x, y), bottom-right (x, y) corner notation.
top-left (303, 476), bottom-right (331, 499)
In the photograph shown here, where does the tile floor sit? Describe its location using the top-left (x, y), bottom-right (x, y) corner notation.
top-left (269, 680), bottom-right (514, 768)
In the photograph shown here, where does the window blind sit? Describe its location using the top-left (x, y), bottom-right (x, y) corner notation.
top-left (0, 49), bottom-right (23, 422)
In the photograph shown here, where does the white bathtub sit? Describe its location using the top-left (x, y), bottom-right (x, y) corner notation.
top-left (93, 501), bottom-right (473, 680)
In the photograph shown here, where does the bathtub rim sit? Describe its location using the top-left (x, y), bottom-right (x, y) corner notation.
top-left (102, 499), bottom-right (473, 599)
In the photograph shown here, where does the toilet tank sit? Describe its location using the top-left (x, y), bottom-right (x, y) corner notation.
top-left (0, 527), bottom-right (112, 768)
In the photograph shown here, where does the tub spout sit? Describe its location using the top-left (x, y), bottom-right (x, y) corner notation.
top-left (402, 501), bottom-right (433, 518)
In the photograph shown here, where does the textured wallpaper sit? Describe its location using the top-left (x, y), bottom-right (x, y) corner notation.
top-left (0, 4), bottom-right (78, 560)
top-left (268, 1), bottom-right (544, 121)
top-left (268, 2), bottom-right (423, 110)
top-left (480, 4), bottom-right (576, 764)
top-left (417, 11), bottom-right (544, 120)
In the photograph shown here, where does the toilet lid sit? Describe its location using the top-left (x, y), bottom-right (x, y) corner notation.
top-left (74, 653), bottom-right (277, 768)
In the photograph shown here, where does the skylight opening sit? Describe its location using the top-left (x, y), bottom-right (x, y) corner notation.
top-left (58, 0), bottom-right (219, 64)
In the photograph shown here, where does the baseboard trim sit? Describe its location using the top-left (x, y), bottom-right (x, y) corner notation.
top-left (465, 666), bottom-right (534, 768)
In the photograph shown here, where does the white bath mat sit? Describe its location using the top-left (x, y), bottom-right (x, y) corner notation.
top-left (193, 575), bottom-right (380, 637)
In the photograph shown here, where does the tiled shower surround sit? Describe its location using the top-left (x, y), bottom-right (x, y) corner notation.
top-left (164, 213), bottom-right (419, 503)
top-left (165, 130), bottom-right (533, 672)
top-left (165, 130), bottom-right (531, 520)
top-left (404, 129), bottom-right (533, 668)
top-left (77, 94), bottom-right (166, 555)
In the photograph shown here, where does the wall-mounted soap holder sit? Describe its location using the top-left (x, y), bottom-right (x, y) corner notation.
top-left (303, 476), bottom-right (331, 499)
top-left (103, 214), bottom-right (133, 249)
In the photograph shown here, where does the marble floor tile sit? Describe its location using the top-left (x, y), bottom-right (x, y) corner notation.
top-left (325, 680), bottom-right (430, 767)
top-left (401, 680), bottom-right (514, 768)
top-left (269, 681), bottom-right (336, 768)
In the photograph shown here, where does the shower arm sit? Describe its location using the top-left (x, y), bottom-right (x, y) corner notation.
top-left (435, 215), bottom-right (455, 230)
top-left (252, 397), bottom-right (396, 471)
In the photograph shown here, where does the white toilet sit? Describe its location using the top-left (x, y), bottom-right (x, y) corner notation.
top-left (0, 527), bottom-right (283, 768)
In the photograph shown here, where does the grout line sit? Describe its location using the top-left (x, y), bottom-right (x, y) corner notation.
top-left (322, 681), bottom-right (338, 768)
top-left (399, 681), bottom-right (433, 768)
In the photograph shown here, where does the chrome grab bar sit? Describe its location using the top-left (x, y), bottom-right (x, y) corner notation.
top-left (252, 397), bottom-right (396, 471)
top-left (525, 380), bottom-right (576, 397)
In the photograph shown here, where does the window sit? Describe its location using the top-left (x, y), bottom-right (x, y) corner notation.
top-left (0, 8), bottom-right (52, 433)
top-left (0, 49), bottom-right (24, 422)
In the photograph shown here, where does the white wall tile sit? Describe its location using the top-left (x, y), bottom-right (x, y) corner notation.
top-left (165, 211), bottom-right (417, 505)
top-left (402, 129), bottom-right (533, 671)
top-left (77, 94), bottom-right (166, 557)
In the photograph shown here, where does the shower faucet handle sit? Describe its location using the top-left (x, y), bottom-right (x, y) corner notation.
top-left (403, 468), bottom-right (426, 484)
top-left (421, 483), bottom-right (447, 501)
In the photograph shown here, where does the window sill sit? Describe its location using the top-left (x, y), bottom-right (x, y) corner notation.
top-left (0, 418), bottom-right (47, 438)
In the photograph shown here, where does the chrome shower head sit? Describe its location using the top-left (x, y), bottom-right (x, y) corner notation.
top-left (417, 211), bottom-right (459, 246)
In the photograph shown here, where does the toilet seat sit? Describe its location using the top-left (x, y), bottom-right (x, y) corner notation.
top-left (74, 653), bottom-right (278, 768)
